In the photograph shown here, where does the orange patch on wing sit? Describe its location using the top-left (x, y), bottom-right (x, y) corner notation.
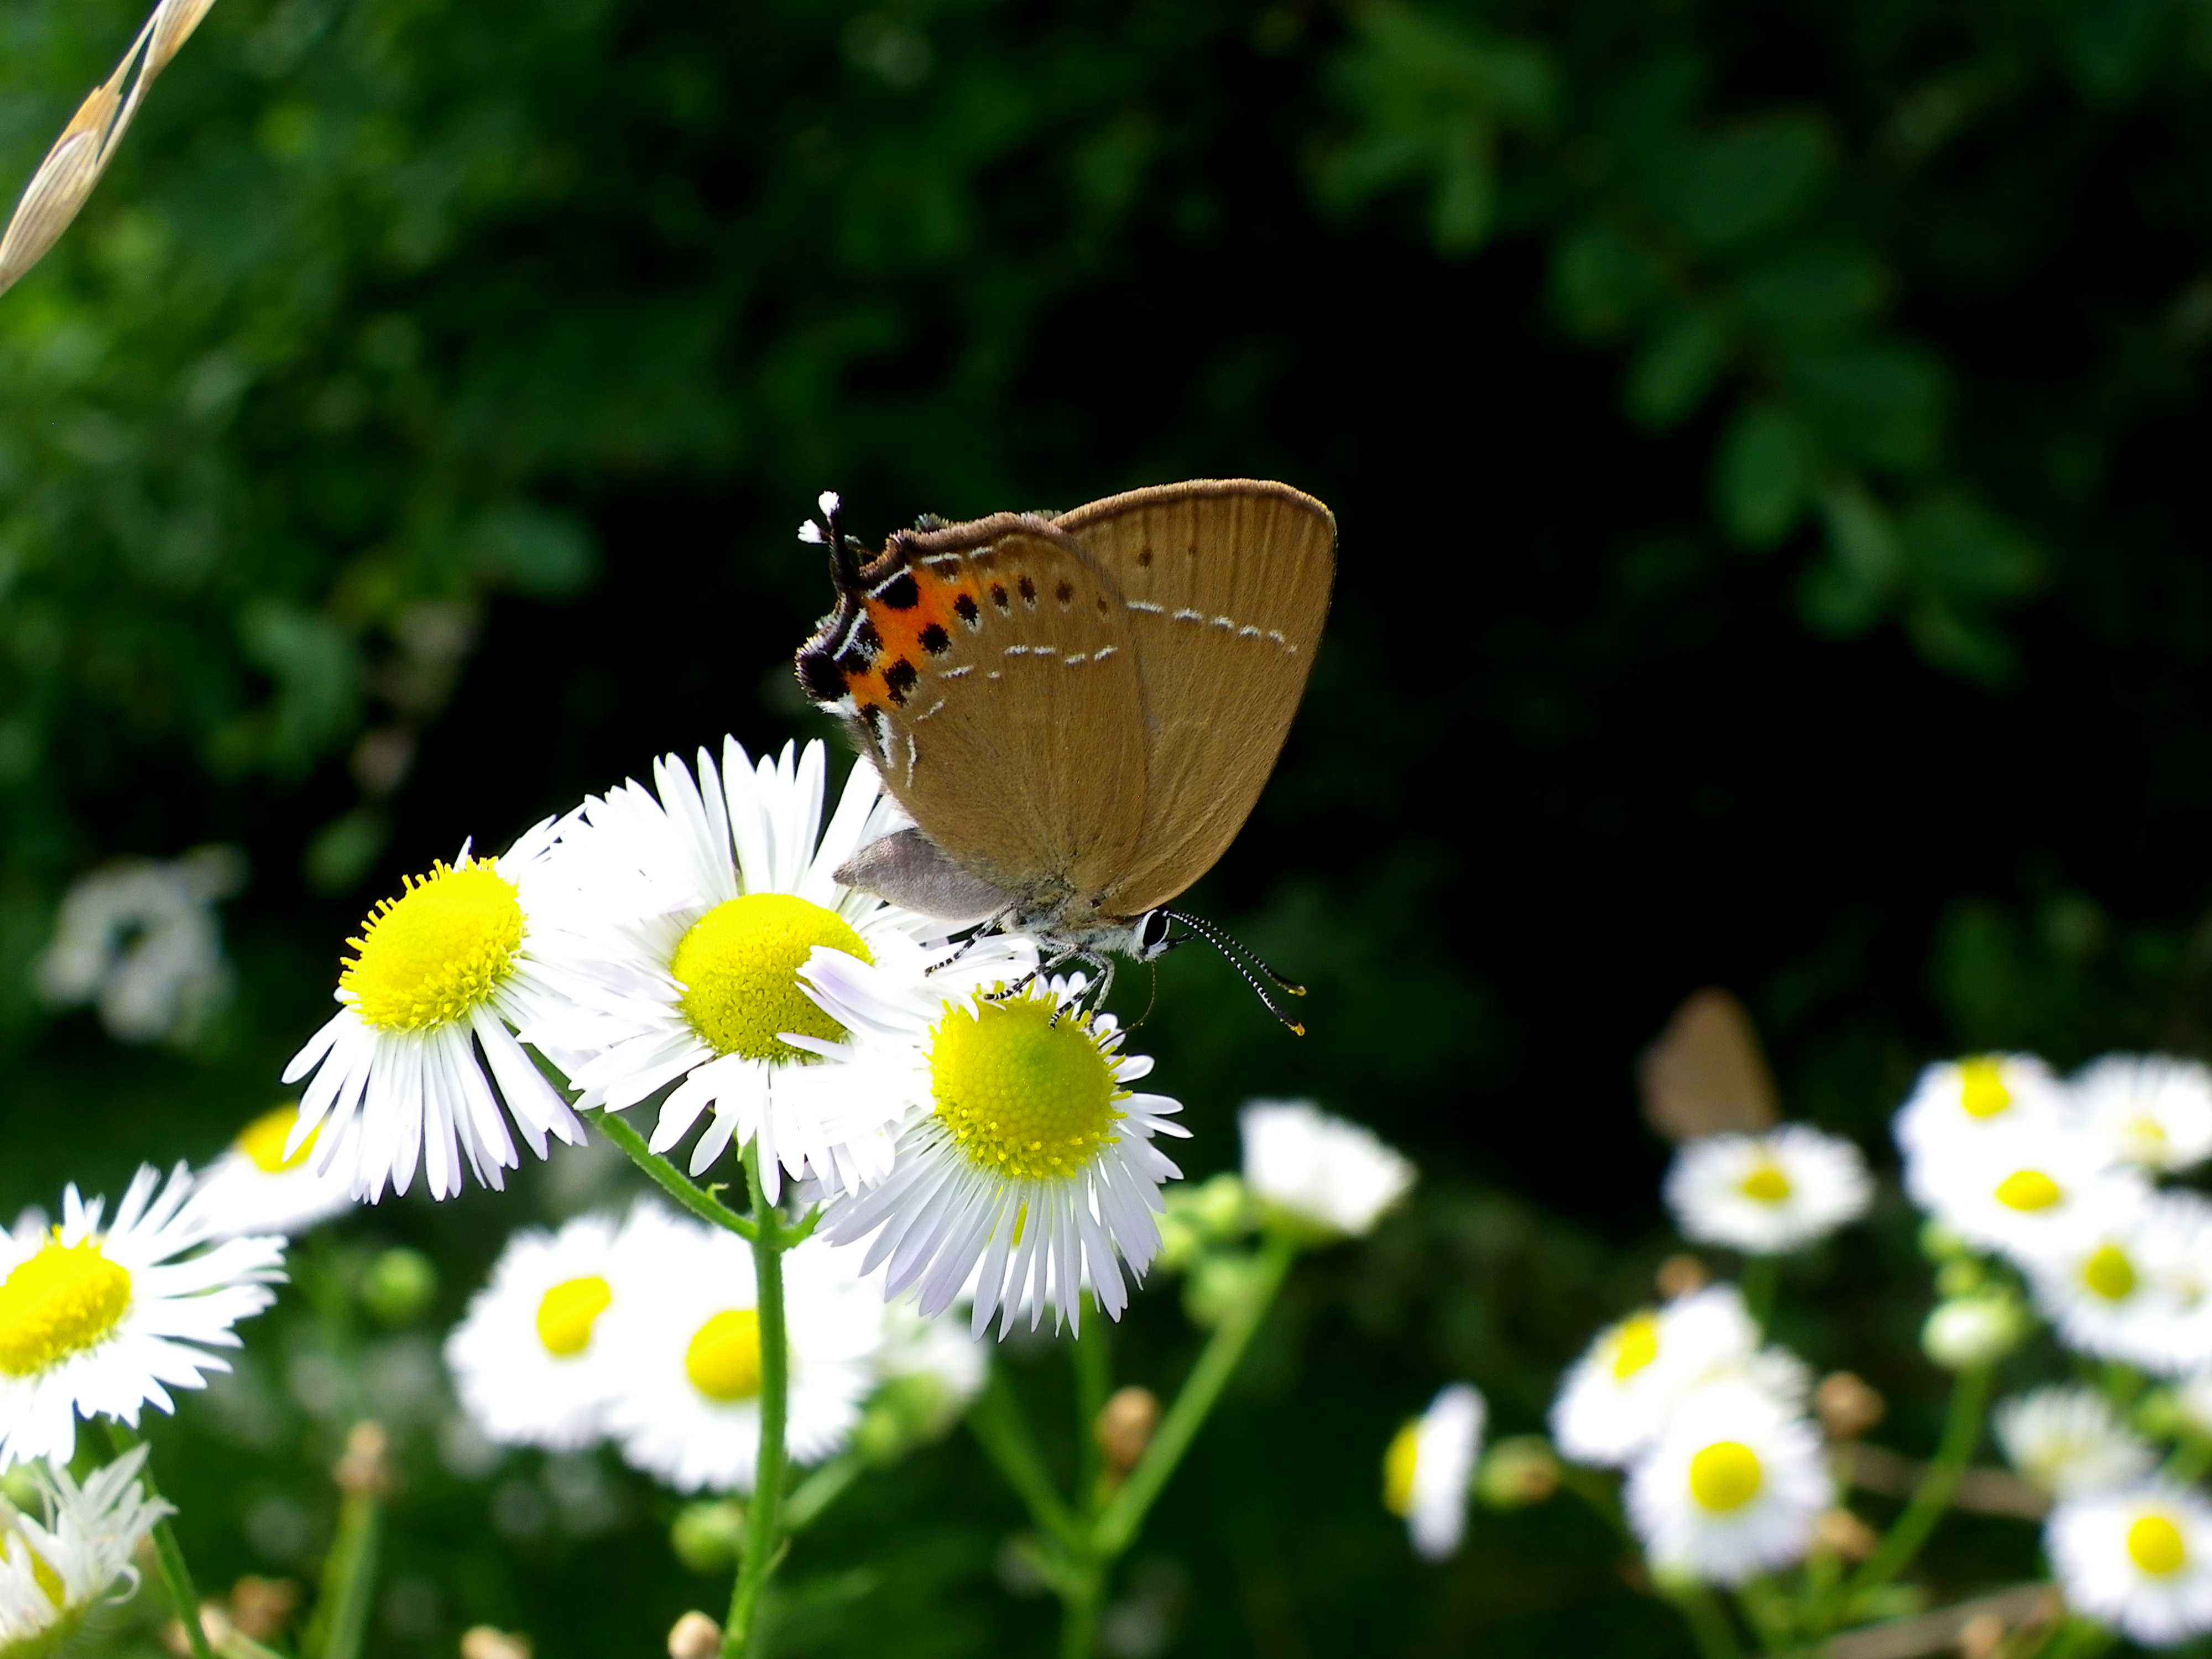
top-left (847, 564), bottom-right (978, 709)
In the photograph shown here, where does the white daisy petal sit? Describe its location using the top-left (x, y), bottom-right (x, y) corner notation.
top-left (1625, 1380), bottom-right (1831, 1585)
top-left (1664, 1125), bottom-right (1871, 1256)
top-left (1240, 1099), bottom-right (1416, 1239)
top-left (2047, 1481), bottom-right (2212, 1646)
top-left (1384, 1384), bottom-right (1485, 1560)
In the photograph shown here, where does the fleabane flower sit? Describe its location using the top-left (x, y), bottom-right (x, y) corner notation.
top-left (2072, 1054), bottom-right (2212, 1175)
top-left (2047, 1481), bottom-right (2212, 1647)
top-left (1550, 1285), bottom-right (1807, 1468)
top-left (599, 1225), bottom-right (884, 1493)
top-left (805, 959), bottom-right (1186, 1337)
top-left (1906, 1122), bottom-right (2136, 1268)
top-left (1240, 1100), bottom-right (1414, 1240)
top-left (1383, 1384), bottom-right (1484, 1561)
top-left (186, 1103), bottom-right (354, 1240)
top-left (1893, 1053), bottom-right (2063, 1160)
top-left (1662, 1125), bottom-right (1871, 1255)
top-left (1994, 1386), bottom-right (2157, 1498)
top-left (0, 1166), bottom-right (284, 1469)
top-left (2027, 1200), bottom-right (2205, 1375)
top-left (522, 739), bottom-right (946, 1202)
top-left (446, 1204), bottom-right (687, 1452)
top-left (283, 822), bottom-right (585, 1202)
top-left (1625, 1380), bottom-right (1830, 1585)
top-left (0, 1444), bottom-right (170, 1655)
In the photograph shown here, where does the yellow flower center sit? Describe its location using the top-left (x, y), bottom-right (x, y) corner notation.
top-left (1994, 1169), bottom-right (2063, 1212)
top-left (671, 894), bottom-right (870, 1062)
top-left (1609, 1311), bottom-right (1663, 1381)
top-left (236, 1104), bottom-right (317, 1174)
top-left (534, 1275), bottom-right (612, 1358)
top-left (1382, 1421), bottom-right (1421, 1517)
top-left (2081, 1244), bottom-right (2138, 1303)
top-left (684, 1308), bottom-right (763, 1402)
top-left (30, 1546), bottom-right (66, 1609)
top-left (929, 995), bottom-right (1121, 1182)
top-left (1687, 1441), bottom-right (1765, 1514)
top-left (1738, 1161), bottom-right (1793, 1204)
top-left (1957, 1057), bottom-right (2013, 1119)
top-left (341, 860), bottom-right (523, 1032)
top-left (0, 1238), bottom-right (133, 1376)
top-left (2128, 1514), bottom-right (2188, 1577)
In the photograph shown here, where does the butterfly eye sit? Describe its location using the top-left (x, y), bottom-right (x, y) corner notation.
top-left (1132, 910), bottom-right (1173, 960)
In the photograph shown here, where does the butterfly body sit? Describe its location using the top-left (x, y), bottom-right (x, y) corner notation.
top-left (794, 479), bottom-right (1335, 1011)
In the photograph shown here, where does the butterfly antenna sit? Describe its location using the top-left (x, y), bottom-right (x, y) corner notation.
top-left (799, 489), bottom-right (865, 589)
top-left (1164, 913), bottom-right (1305, 1036)
top-left (1163, 910), bottom-right (1307, 998)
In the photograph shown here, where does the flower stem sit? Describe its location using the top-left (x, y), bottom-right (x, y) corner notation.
top-left (104, 1422), bottom-right (213, 1659)
top-left (1667, 1585), bottom-right (1745, 1659)
top-left (305, 1485), bottom-right (382, 1659)
top-left (966, 1371), bottom-right (1082, 1549)
top-left (724, 1145), bottom-right (790, 1659)
top-left (1738, 1257), bottom-right (1779, 1331)
top-left (597, 1112), bottom-right (757, 1241)
top-left (1072, 1307), bottom-right (1111, 1517)
top-left (1841, 1362), bottom-right (1994, 1610)
top-left (1091, 1238), bottom-right (1294, 1559)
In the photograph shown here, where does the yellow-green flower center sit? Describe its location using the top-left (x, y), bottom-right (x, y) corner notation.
top-left (0, 1238), bottom-right (133, 1376)
top-left (928, 996), bottom-right (1121, 1182)
top-left (1738, 1161), bottom-right (1793, 1204)
top-left (1994, 1169), bottom-right (2062, 1212)
top-left (1957, 1057), bottom-right (2013, 1119)
top-left (29, 1546), bottom-right (66, 1610)
top-left (684, 1308), bottom-right (763, 1402)
top-left (2128, 1513), bottom-right (2188, 1577)
top-left (1687, 1441), bottom-right (1764, 1514)
top-left (671, 894), bottom-right (870, 1062)
top-left (341, 860), bottom-right (523, 1032)
top-left (237, 1104), bottom-right (317, 1174)
top-left (1382, 1421), bottom-right (1421, 1517)
top-left (1609, 1311), bottom-right (1662, 1381)
top-left (534, 1275), bottom-right (612, 1358)
top-left (2081, 1244), bottom-right (2138, 1303)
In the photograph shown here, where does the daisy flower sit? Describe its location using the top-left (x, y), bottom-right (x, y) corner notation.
top-left (0, 1165), bottom-right (284, 1469)
top-left (0, 1443), bottom-right (171, 1652)
top-left (2173, 1369), bottom-right (2212, 1439)
top-left (1625, 1380), bottom-right (1830, 1585)
top-left (1662, 1125), bottom-right (1871, 1255)
top-left (2028, 1196), bottom-right (2212, 1375)
top-left (1994, 1386), bottom-right (2157, 1498)
top-left (2072, 1054), bottom-right (2212, 1175)
top-left (1240, 1100), bottom-right (1415, 1240)
top-left (523, 739), bottom-right (951, 1202)
top-left (1383, 1384), bottom-right (1484, 1561)
top-left (803, 957), bottom-right (1187, 1337)
top-left (2046, 1480), bottom-right (2212, 1647)
top-left (282, 821), bottom-right (586, 1202)
top-left (600, 1225), bottom-right (884, 1493)
top-left (1551, 1285), bottom-right (1808, 1468)
top-left (185, 1103), bottom-right (355, 1240)
top-left (1893, 1054), bottom-right (2063, 1160)
top-left (446, 1205), bottom-right (689, 1452)
top-left (1905, 1122), bottom-right (2136, 1268)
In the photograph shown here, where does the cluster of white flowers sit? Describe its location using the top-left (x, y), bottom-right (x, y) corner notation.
top-left (1551, 1285), bottom-right (1830, 1584)
top-left (0, 1444), bottom-right (173, 1654)
top-left (33, 847), bottom-right (246, 1045)
top-left (444, 1204), bottom-right (985, 1492)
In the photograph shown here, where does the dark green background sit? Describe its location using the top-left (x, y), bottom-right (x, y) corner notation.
top-left (6, 0), bottom-right (2212, 1652)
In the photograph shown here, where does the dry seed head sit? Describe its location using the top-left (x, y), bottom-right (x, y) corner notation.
top-left (460, 1629), bottom-right (532, 1659)
top-left (667, 1613), bottom-right (723, 1659)
top-left (1094, 1386), bottom-right (1161, 1474)
top-left (1812, 1507), bottom-right (1879, 1563)
top-left (1655, 1252), bottom-right (1709, 1300)
top-left (1814, 1371), bottom-right (1886, 1441)
top-left (334, 1420), bottom-right (394, 1498)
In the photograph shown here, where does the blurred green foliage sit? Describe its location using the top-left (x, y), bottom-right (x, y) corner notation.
top-left (8, 0), bottom-right (2212, 1653)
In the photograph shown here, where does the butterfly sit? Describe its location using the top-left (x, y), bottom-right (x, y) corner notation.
top-left (793, 478), bottom-right (1335, 1025)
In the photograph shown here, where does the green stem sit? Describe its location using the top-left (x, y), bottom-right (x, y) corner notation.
top-left (103, 1423), bottom-right (213, 1659)
top-left (597, 1113), bottom-right (756, 1240)
top-left (1842, 1363), bottom-right (1994, 1609)
top-left (305, 1490), bottom-right (382, 1659)
top-left (781, 1455), bottom-right (863, 1535)
top-left (1738, 1257), bottom-right (1779, 1331)
top-left (724, 1147), bottom-right (789, 1659)
top-left (1667, 1585), bottom-right (1745, 1659)
top-left (2164, 1432), bottom-right (2212, 1485)
top-left (966, 1372), bottom-right (1083, 1548)
top-left (1072, 1306), bottom-right (1112, 1517)
top-left (1091, 1238), bottom-right (1294, 1559)
top-left (1059, 1568), bottom-right (1103, 1659)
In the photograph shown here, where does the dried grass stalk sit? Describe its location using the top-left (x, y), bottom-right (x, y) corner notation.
top-left (0, 0), bottom-right (221, 301)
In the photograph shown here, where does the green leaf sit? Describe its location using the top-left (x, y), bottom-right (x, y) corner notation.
top-left (1785, 342), bottom-right (1949, 473)
top-left (467, 503), bottom-right (600, 601)
top-left (1550, 224), bottom-right (1666, 342)
top-left (1731, 247), bottom-right (1889, 342)
top-left (1623, 307), bottom-right (1726, 430)
top-left (1797, 480), bottom-right (1900, 636)
top-left (1639, 113), bottom-right (1832, 251)
top-left (1903, 594), bottom-right (2018, 687)
top-left (1712, 403), bottom-right (1814, 548)
top-left (304, 807), bottom-right (392, 896)
top-left (1898, 493), bottom-right (2043, 603)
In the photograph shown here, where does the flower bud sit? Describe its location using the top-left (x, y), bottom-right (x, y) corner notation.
top-left (669, 1500), bottom-right (746, 1574)
top-left (1922, 1293), bottom-right (2029, 1369)
top-left (1655, 1254), bottom-right (1709, 1300)
top-left (1813, 1372), bottom-right (1885, 1441)
top-left (333, 1421), bottom-right (394, 1498)
top-left (361, 1247), bottom-right (438, 1326)
top-left (1474, 1436), bottom-right (1561, 1508)
top-left (667, 1613), bottom-right (723, 1659)
top-left (1094, 1387), bottom-right (1160, 1475)
top-left (460, 1629), bottom-right (532, 1659)
top-left (1812, 1507), bottom-right (1879, 1562)
top-left (1918, 1219), bottom-right (1969, 1261)
top-left (1934, 1258), bottom-right (1985, 1298)
top-left (227, 1576), bottom-right (302, 1641)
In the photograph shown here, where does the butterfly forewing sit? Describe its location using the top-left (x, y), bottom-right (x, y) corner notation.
top-left (797, 513), bottom-right (1149, 904)
top-left (1637, 988), bottom-right (1781, 1142)
top-left (1053, 480), bottom-right (1336, 916)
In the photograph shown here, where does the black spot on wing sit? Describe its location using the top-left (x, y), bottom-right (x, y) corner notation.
top-left (797, 649), bottom-right (844, 703)
top-left (990, 583), bottom-right (1010, 613)
top-left (1017, 575), bottom-right (1037, 606)
top-left (919, 623), bottom-right (951, 656)
top-left (884, 659), bottom-right (919, 705)
top-left (954, 593), bottom-right (980, 626)
top-left (876, 572), bottom-right (920, 610)
top-left (1054, 580), bottom-right (1074, 607)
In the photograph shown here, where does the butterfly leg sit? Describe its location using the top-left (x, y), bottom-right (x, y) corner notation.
top-left (1048, 952), bottom-right (1116, 1027)
top-left (926, 904), bottom-right (1019, 977)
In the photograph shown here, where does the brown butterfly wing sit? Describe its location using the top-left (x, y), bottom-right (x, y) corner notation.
top-left (1637, 988), bottom-right (1781, 1142)
top-left (796, 513), bottom-right (1149, 905)
top-left (1052, 480), bottom-right (1335, 917)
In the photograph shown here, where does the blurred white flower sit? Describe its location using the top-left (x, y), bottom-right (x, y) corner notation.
top-left (0, 1165), bottom-right (284, 1469)
top-left (2071, 1054), bottom-right (2212, 1175)
top-left (33, 847), bottom-right (245, 1045)
top-left (1995, 1386), bottom-right (2157, 1498)
top-left (1383, 1383), bottom-right (1484, 1561)
top-left (186, 1104), bottom-right (355, 1240)
top-left (1921, 1292), bottom-right (2032, 1370)
top-left (1905, 1121), bottom-right (2136, 1268)
top-left (0, 1444), bottom-right (170, 1651)
top-left (2027, 1200), bottom-right (2209, 1376)
top-left (1550, 1286), bottom-right (1807, 1468)
top-left (1625, 1380), bottom-right (1830, 1586)
top-left (2176, 1370), bottom-right (2212, 1440)
top-left (1663, 1125), bottom-right (1870, 1255)
top-left (1240, 1100), bottom-right (1415, 1239)
top-left (1893, 1054), bottom-right (2063, 1160)
top-left (2046, 1481), bottom-right (2212, 1647)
